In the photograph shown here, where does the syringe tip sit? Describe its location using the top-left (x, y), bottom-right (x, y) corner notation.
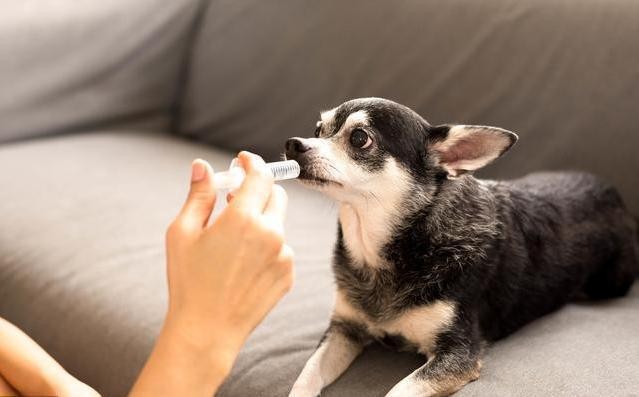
top-left (267, 160), bottom-right (300, 181)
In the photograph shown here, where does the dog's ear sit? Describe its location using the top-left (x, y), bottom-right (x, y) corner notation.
top-left (429, 125), bottom-right (518, 177)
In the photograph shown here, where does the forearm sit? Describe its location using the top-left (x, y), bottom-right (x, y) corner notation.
top-left (0, 374), bottom-right (18, 396)
top-left (0, 317), bottom-right (77, 396)
top-left (129, 317), bottom-right (239, 397)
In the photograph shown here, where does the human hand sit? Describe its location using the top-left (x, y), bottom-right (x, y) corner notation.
top-left (163, 151), bottom-right (294, 368)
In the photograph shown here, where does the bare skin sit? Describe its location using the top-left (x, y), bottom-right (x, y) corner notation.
top-left (0, 152), bottom-right (294, 397)
top-left (130, 152), bottom-right (293, 396)
top-left (0, 374), bottom-right (17, 395)
top-left (0, 318), bottom-right (99, 397)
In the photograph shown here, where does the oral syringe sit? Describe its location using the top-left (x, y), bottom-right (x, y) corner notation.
top-left (213, 159), bottom-right (301, 190)
top-left (210, 159), bottom-right (300, 220)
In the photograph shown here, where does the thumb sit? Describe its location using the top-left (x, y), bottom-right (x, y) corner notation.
top-left (177, 159), bottom-right (217, 231)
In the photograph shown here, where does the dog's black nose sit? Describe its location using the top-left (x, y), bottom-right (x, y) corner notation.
top-left (285, 138), bottom-right (311, 158)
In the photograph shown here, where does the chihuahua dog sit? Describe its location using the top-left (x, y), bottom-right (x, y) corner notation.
top-left (284, 98), bottom-right (638, 397)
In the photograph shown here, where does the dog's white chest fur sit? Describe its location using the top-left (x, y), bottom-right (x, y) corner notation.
top-left (339, 204), bottom-right (390, 267)
top-left (334, 291), bottom-right (456, 354)
top-left (337, 157), bottom-right (412, 268)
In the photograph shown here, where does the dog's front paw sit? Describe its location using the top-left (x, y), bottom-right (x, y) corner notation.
top-left (289, 392), bottom-right (320, 397)
top-left (289, 377), bottom-right (323, 397)
top-left (385, 376), bottom-right (437, 397)
top-left (289, 388), bottom-right (320, 397)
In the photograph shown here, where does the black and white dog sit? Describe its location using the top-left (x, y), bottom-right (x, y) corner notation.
top-left (284, 98), bottom-right (638, 397)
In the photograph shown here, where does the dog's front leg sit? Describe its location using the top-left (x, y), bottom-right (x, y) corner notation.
top-left (385, 339), bottom-right (482, 397)
top-left (290, 320), bottom-right (369, 397)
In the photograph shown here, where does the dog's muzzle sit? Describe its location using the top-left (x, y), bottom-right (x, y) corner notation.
top-left (285, 137), bottom-right (312, 161)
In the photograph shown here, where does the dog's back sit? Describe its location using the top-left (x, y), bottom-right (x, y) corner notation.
top-left (480, 171), bottom-right (638, 340)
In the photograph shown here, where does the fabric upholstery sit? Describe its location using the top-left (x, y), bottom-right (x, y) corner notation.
top-left (2, 1), bottom-right (639, 396)
top-left (178, 0), bottom-right (639, 214)
top-left (0, 132), bottom-right (637, 397)
top-left (0, 0), bottom-right (202, 143)
top-left (0, 131), bottom-right (337, 397)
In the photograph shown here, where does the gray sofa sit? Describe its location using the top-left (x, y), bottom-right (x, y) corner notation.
top-left (1, 1), bottom-right (638, 396)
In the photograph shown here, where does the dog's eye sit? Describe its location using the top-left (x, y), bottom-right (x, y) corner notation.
top-left (314, 125), bottom-right (321, 137)
top-left (349, 128), bottom-right (372, 149)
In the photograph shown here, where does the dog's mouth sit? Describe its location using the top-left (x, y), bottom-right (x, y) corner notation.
top-left (297, 169), bottom-right (343, 187)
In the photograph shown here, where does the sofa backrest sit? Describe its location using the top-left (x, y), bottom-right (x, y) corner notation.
top-left (177, 0), bottom-right (639, 213)
top-left (0, 0), bottom-right (202, 143)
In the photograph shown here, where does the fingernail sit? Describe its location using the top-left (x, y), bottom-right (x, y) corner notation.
top-left (191, 160), bottom-right (206, 182)
top-left (239, 151), bottom-right (254, 162)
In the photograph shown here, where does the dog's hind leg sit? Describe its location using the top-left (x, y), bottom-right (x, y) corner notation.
top-left (289, 319), bottom-right (369, 397)
top-left (635, 214), bottom-right (639, 278)
top-left (583, 233), bottom-right (638, 300)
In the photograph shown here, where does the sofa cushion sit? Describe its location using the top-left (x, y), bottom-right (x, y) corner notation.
top-left (0, 131), bottom-right (337, 396)
top-left (0, 0), bottom-right (202, 143)
top-left (177, 0), bottom-right (639, 214)
top-left (0, 131), bottom-right (637, 397)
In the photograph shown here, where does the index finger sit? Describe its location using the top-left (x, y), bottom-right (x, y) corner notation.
top-left (229, 151), bottom-right (274, 213)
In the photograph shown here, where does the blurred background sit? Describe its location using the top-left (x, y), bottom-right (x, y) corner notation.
top-left (1, 0), bottom-right (638, 208)
top-left (1, 1), bottom-right (638, 396)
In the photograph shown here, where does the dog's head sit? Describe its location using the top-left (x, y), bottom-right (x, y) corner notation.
top-left (284, 97), bottom-right (517, 205)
